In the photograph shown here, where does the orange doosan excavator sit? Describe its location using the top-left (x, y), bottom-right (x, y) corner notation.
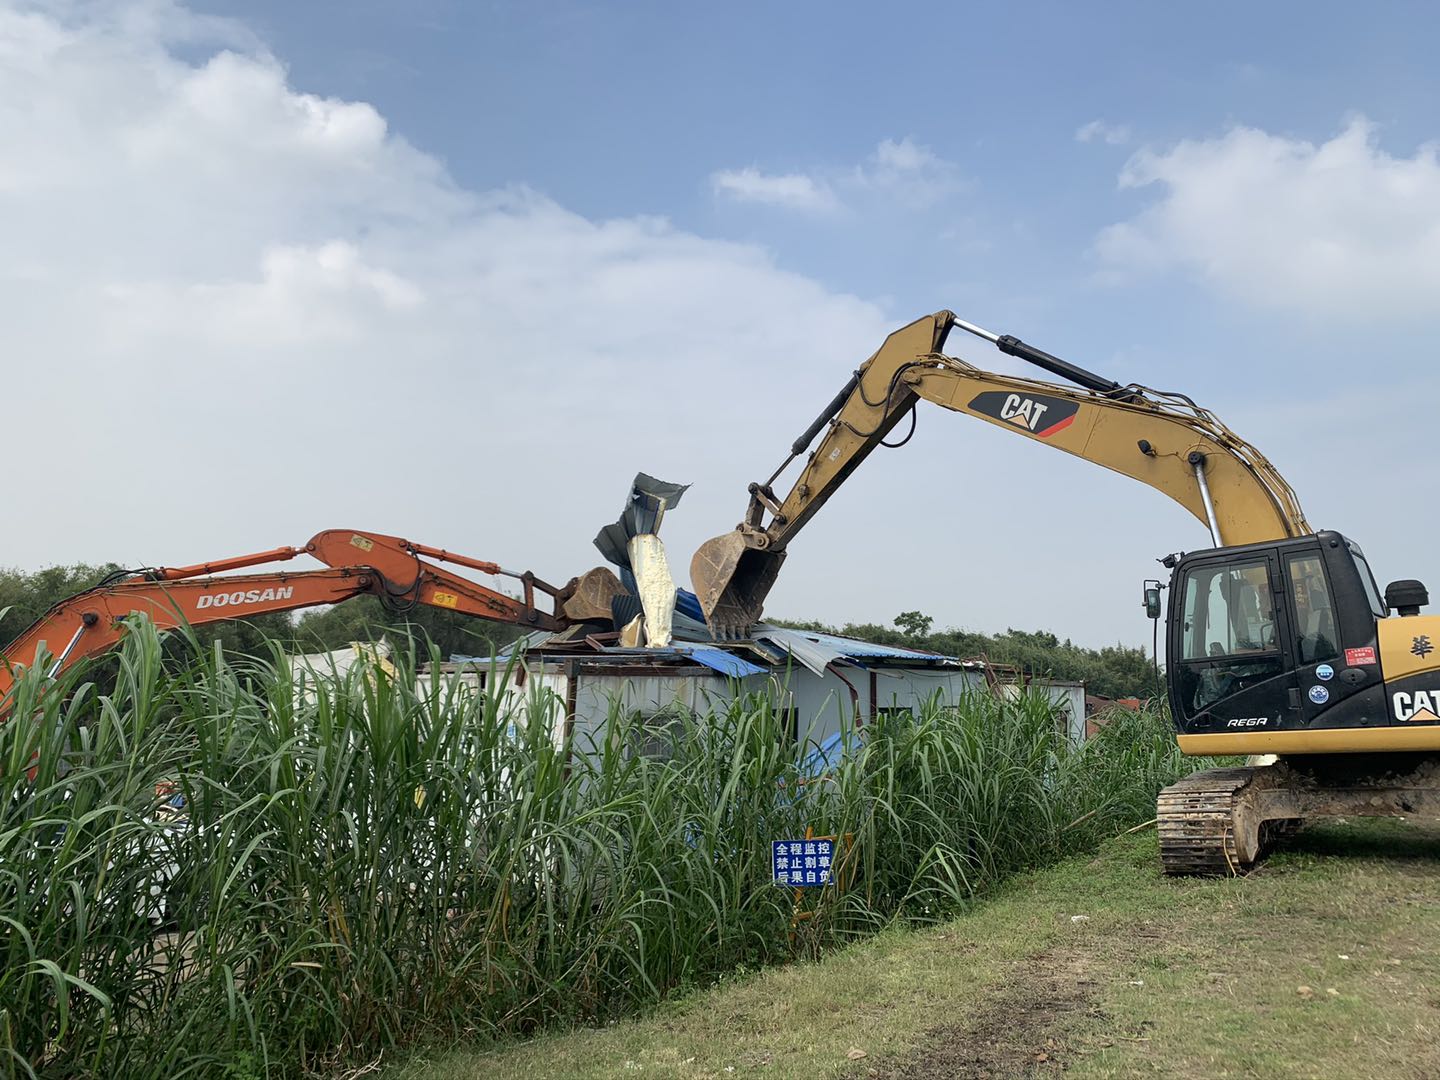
top-left (0, 528), bottom-right (605, 713)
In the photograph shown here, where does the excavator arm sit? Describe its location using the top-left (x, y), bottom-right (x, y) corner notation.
top-left (692, 311), bottom-right (1311, 637)
top-left (0, 528), bottom-right (579, 710)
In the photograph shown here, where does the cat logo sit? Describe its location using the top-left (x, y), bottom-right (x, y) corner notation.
top-left (967, 391), bottom-right (1079, 439)
top-left (1393, 690), bottom-right (1440, 722)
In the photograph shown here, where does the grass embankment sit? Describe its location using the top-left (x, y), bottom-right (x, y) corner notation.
top-left (2, 621), bottom-right (1209, 1078)
top-left (410, 819), bottom-right (1440, 1080)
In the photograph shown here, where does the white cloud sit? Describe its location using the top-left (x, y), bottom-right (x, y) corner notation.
top-left (1075, 120), bottom-right (1130, 146)
top-left (712, 137), bottom-right (966, 214)
top-left (872, 137), bottom-right (936, 171)
top-left (710, 167), bottom-right (840, 213)
top-left (1095, 118), bottom-right (1440, 317)
top-left (3, 2), bottom-right (1293, 650)
top-left (0, 0), bottom-right (891, 590)
top-left (853, 137), bottom-right (966, 209)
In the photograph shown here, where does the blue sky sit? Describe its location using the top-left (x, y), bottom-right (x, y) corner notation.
top-left (6, 1), bottom-right (1439, 647)
top-left (198, 2), bottom-right (1432, 295)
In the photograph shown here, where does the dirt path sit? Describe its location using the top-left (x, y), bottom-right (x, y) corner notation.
top-left (871, 821), bottom-right (1440, 1080)
top-left (865, 920), bottom-right (1184, 1079)
top-left (866, 949), bottom-right (1099, 1079)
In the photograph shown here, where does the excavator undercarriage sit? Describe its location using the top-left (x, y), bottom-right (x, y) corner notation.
top-left (1158, 754), bottom-right (1440, 874)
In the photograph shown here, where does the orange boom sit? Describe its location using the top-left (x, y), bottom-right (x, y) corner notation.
top-left (0, 528), bottom-right (577, 713)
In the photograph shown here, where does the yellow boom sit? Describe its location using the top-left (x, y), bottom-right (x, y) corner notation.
top-left (692, 311), bottom-right (1309, 637)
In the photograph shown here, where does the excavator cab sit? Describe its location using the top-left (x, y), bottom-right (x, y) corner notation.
top-left (1165, 530), bottom-right (1393, 747)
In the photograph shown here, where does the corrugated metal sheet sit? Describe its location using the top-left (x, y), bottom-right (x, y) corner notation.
top-left (611, 592), bottom-right (713, 642)
top-left (751, 625), bottom-right (958, 675)
top-left (448, 629), bottom-right (552, 666)
top-left (452, 627), bottom-right (960, 683)
top-left (594, 473), bottom-right (691, 568)
top-left (673, 588), bottom-right (706, 625)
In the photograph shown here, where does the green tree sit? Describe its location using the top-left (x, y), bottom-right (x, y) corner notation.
top-left (0, 564), bottom-right (124, 646)
top-left (893, 611), bottom-right (934, 640)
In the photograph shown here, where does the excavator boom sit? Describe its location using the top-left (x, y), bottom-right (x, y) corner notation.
top-left (693, 311), bottom-right (1309, 636)
top-left (0, 529), bottom-right (578, 711)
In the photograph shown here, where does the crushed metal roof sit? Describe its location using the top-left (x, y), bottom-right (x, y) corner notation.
top-left (446, 623), bottom-right (964, 679)
top-left (749, 626), bottom-right (961, 676)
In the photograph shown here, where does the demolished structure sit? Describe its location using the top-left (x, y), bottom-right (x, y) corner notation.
top-left (424, 473), bottom-right (1084, 764)
top-left (426, 629), bottom-right (1085, 763)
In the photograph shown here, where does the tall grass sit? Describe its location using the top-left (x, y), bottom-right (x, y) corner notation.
top-left (0, 623), bottom-right (1212, 1077)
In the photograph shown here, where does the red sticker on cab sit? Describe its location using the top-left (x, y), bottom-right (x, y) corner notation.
top-left (1344, 646), bottom-right (1377, 667)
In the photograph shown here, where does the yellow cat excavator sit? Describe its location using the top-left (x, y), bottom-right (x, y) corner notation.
top-left (692, 311), bottom-right (1440, 874)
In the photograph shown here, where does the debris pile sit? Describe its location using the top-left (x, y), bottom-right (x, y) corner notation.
top-left (591, 473), bottom-right (695, 648)
top-left (544, 471), bottom-right (726, 652)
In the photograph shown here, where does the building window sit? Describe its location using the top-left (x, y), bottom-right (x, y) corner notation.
top-left (628, 708), bottom-right (686, 761)
top-left (874, 706), bottom-right (914, 722)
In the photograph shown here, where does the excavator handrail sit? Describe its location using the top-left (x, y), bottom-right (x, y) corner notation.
top-left (921, 350), bottom-right (1309, 536)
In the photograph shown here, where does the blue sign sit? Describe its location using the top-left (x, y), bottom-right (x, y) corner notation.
top-left (1315, 664), bottom-right (1335, 682)
top-left (772, 838), bottom-right (835, 887)
top-left (1308, 685), bottom-right (1330, 705)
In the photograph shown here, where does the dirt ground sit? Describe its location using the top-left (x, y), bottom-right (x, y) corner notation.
top-left (866, 948), bottom-right (1100, 1079)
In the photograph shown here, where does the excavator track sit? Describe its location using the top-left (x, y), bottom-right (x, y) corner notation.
top-left (1157, 766), bottom-right (1283, 876)
top-left (1159, 755), bottom-right (1440, 876)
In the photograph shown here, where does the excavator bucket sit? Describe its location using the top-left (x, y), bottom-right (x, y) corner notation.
top-left (562, 566), bottom-right (627, 623)
top-left (690, 531), bottom-right (787, 640)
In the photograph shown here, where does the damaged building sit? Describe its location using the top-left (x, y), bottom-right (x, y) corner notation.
top-left (422, 473), bottom-right (1085, 761)
top-left (424, 627), bottom-right (1085, 761)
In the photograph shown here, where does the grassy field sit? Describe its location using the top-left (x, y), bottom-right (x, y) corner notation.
top-left (401, 819), bottom-right (1440, 1080)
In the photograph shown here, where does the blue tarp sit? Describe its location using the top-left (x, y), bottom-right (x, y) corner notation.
top-left (671, 646), bottom-right (767, 677)
top-left (799, 730), bottom-right (851, 778)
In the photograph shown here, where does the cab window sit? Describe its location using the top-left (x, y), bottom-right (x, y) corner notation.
top-left (1177, 559), bottom-right (1284, 716)
top-left (1288, 555), bottom-right (1339, 663)
top-left (1180, 560), bottom-right (1275, 660)
top-left (1348, 544), bottom-right (1386, 619)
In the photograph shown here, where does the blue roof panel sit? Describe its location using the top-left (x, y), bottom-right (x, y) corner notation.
top-left (673, 646), bottom-right (768, 678)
